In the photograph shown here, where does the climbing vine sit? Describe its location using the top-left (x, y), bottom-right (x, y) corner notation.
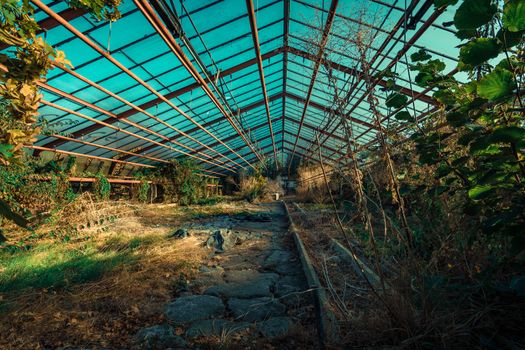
top-left (0, 0), bottom-right (121, 228)
top-left (0, 0), bottom-right (121, 167)
top-left (93, 172), bottom-right (111, 201)
top-left (138, 180), bottom-right (150, 203)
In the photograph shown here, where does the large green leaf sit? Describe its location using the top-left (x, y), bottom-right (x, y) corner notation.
top-left (433, 89), bottom-right (456, 106)
top-left (385, 93), bottom-right (408, 109)
top-left (468, 185), bottom-right (494, 200)
top-left (490, 126), bottom-right (525, 144)
top-left (503, 0), bottom-right (525, 32)
top-left (394, 111), bottom-right (412, 121)
top-left (477, 68), bottom-right (515, 101)
top-left (446, 111), bottom-right (468, 127)
top-left (0, 144), bottom-right (14, 160)
top-left (497, 28), bottom-right (525, 48)
top-left (454, 0), bottom-right (497, 31)
top-left (410, 49), bottom-right (431, 62)
top-left (458, 38), bottom-right (501, 70)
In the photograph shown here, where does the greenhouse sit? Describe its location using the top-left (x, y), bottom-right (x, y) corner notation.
top-left (0, 0), bottom-right (524, 348)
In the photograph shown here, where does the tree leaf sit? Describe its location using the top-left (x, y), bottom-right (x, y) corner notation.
top-left (503, 0), bottom-right (525, 32)
top-left (433, 89), bottom-right (456, 106)
top-left (410, 49), bottom-right (431, 62)
top-left (468, 185), bottom-right (494, 200)
top-left (454, 0), bottom-right (497, 31)
top-left (489, 126), bottom-right (525, 144)
top-left (394, 111), bottom-right (412, 121)
top-left (385, 93), bottom-right (408, 109)
top-left (0, 144), bottom-right (14, 159)
top-left (458, 38), bottom-right (501, 70)
top-left (446, 111), bottom-right (468, 127)
top-left (497, 28), bottom-right (525, 48)
top-left (477, 68), bottom-right (515, 101)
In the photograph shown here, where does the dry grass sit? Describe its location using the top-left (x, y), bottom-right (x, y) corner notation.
top-left (0, 198), bottom-right (264, 349)
top-left (295, 165), bottom-right (336, 204)
top-left (288, 203), bottom-right (525, 349)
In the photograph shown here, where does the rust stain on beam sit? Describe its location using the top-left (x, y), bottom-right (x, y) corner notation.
top-left (246, 0), bottom-right (278, 162)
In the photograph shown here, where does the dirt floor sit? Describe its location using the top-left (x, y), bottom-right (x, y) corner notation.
top-left (0, 199), bottom-right (318, 349)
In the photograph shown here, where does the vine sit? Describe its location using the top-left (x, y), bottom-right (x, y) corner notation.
top-left (0, 0), bottom-right (120, 228)
top-left (138, 180), bottom-right (150, 203)
top-left (0, 0), bottom-right (121, 166)
top-left (93, 172), bottom-right (110, 201)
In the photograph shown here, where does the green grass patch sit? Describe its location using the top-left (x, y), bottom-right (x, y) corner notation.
top-left (0, 237), bottom-right (143, 295)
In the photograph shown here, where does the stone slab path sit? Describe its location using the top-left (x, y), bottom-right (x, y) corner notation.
top-left (134, 202), bottom-right (317, 349)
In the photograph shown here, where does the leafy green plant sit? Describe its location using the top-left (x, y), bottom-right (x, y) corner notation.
top-left (382, 0), bottom-right (525, 256)
top-left (144, 158), bottom-right (207, 205)
top-left (138, 180), bottom-right (150, 203)
top-left (93, 172), bottom-right (111, 201)
top-left (0, 0), bottom-right (121, 166)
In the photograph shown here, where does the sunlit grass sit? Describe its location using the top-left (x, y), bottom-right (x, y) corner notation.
top-left (0, 235), bottom-right (164, 294)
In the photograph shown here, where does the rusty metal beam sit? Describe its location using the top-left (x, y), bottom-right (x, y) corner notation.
top-left (0, 8), bottom-right (87, 51)
top-left (32, 0), bottom-right (254, 170)
top-left (36, 83), bottom-right (237, 171)
top-left (36, 63), bottom-right (241, 168)
top-left (287, 0), bottom-right (339, 166)
top-left (287, 47), bottom-right (436, 105)
top-left (38, 98), bottom-right (235, 172)
top-left (282, 0), bottom-right (290, 161)
top-left (246, 0), bottom-right (277, 164)
top-left (246, 0), bottom-right (278, 162)
top-left (134, 0), bottom-right (261, 167)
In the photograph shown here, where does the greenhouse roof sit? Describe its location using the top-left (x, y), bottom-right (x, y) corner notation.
top-left (9, 0), bottom-right (463, 175)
